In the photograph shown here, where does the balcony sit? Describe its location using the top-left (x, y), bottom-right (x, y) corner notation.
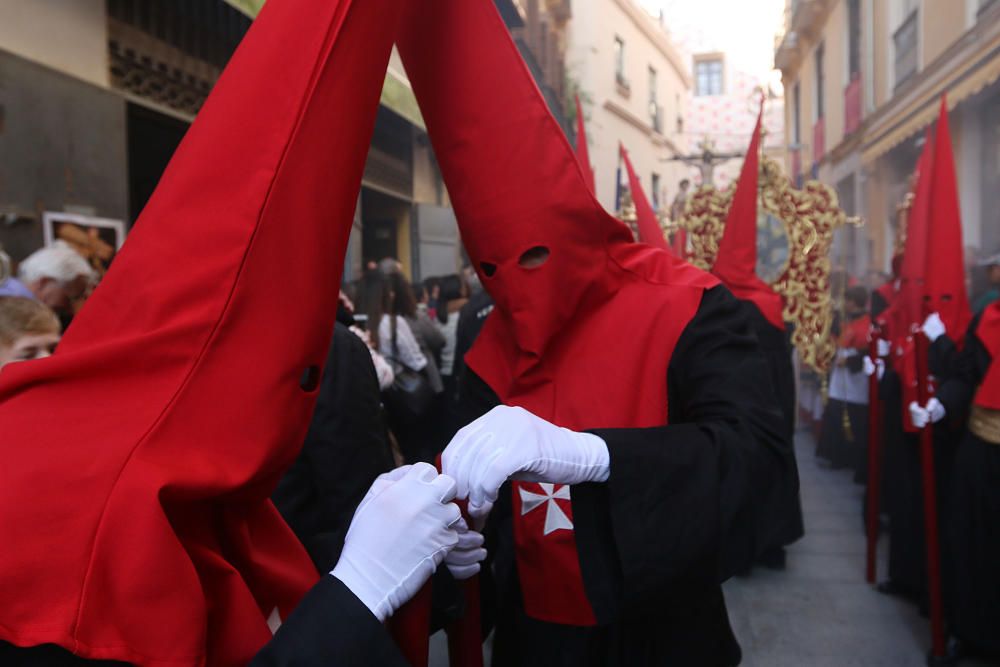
top-left (844, 74), bottom-right (862, 136)
top-left (894, 11), bottom-right (918, 88)
top-left (812, 116), bottom-right (825, 164)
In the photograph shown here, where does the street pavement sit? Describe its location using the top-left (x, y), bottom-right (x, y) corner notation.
top-left (431, 430), bottom-right (981, 666)
top-left (724, 429), bottom-right (940, 666)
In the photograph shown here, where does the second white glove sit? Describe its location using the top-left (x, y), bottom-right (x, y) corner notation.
top-left (331, 463), bottom-right (462, 622)
top-left (922, 313), bottom-right (946, 343)
top-left (442, 405), bottom-right (610, 518)
top-left (926, 397), bottom-right (946, 424)
top-left (862, 356), bottom-right (885, 380)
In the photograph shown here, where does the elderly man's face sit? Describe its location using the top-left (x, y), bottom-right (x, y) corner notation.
top-left (31, 275), bottom-right (90, 311)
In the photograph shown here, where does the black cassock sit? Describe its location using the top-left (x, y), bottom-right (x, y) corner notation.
top-left (880, 337), bottom-right (960, 605)
top-left (935, 312), bottom-right (1000, 655)
top-left (737, 301), bottom-right (804, 554)
top-left (455, 286), bottom-right (792, 667)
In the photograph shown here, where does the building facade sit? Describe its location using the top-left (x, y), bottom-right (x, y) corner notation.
top-left (566, 0), bottom-right (691, 214)
top-left (775, 0), bottom-right (1000, 278)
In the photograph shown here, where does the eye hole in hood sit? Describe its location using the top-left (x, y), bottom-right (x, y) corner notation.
top-left (518, 246), bottom-right (550, 269)
top-left (481, 261), bottom-right (498, 278)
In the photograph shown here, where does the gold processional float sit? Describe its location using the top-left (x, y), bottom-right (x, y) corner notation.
top-left (619, 154), bottom-right (862, 379)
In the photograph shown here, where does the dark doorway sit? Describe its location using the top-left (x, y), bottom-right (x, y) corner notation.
top-left (126, 103), bottom-right (189, 224)
top-left (361, 187), bottom-right (410, 268)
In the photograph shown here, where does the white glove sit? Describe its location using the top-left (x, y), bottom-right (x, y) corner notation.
top-left (331, 463), bottom-right (461, 621)
top-left (877, 339), bottom-right (892, 357)
top-left (922, 313), bottom-right (946, 342)
top-left (926, 397), bottom-right (946, 424)
top-left (445, 518), bottom-right (487, 580)
top-left (443, 405), bottom-right (610, 518)
top-left (909, 401), bottom-right (929, 429)
top-left (863, 356), bottom-right (886, 380)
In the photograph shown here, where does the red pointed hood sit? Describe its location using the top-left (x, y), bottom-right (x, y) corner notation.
top-left (575, 94), bottom-right (596, 195)
top-left (0, 0), bottom-right (400, 663)
top-left (710, 105), bottom-right (785, 330)
top-left (396, 0), bottom-right (662, 372)
top-left (923, 95), bottom-right (971, 341)
top-left (887, 127), bottom-right (934, 342)
top-left (621, 144), bottom-right (669, 251)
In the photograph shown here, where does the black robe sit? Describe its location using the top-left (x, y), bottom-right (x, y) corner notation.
top-left (935, 312), bottom-right (1000, 655)
top-left (881, 336), bottom-right (960, 605)
top-left (456, 286), bottom-right (792, 667)
top-left (738, 301), bottom-right (804, 552)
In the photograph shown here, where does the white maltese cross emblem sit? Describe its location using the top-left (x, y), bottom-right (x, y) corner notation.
top-left (518, 483), bottom-right (573, 535)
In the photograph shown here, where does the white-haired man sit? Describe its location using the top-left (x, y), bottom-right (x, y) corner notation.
top-left (0, 242), bottom-right (95, 312)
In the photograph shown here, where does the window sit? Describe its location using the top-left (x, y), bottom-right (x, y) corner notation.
top-left (694, 59), bottom-right (723, 96)
top-left (814, 42), bottom-right (825, 120)
top-left (648, 66), bottom-right (661, 132)
top-left (651, 173), bottom-right (661, 209)
top-left (847, 0), bottom-right (862, 79)
top-left (614, 37), bottom-right (627, 87)
top-left (894, 9), bottom-right (918, 86)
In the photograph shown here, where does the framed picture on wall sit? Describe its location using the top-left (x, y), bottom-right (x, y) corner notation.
top-left (42, 212), bottom-right (126, 278)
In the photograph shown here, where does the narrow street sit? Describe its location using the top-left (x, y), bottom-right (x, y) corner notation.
top-left (723, 431), bottom-right (938, 666)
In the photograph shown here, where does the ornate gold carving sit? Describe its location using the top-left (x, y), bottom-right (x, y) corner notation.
top-left (679, 156), bottom-right (859, 375)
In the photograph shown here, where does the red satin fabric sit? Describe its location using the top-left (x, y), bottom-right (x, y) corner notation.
top-left (710, 105), bottom-right (785, 331)
top-left (0, 0), bottom-right (398, 663)
top-left (396, 0), bottom-right (718, 626)
top-left (975, 302), bottom-right (1000, 410)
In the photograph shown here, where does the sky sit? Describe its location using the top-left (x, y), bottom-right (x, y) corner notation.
top-left (639, 0), bottom-right (787, 83)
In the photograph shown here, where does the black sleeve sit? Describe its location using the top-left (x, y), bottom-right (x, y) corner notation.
top-left (871, 290), bottom-right (889, 319)
top-left (272, 324), bottom-right (395, 572)
top-left (937, 313), bottom-right (992, 421)
top-left (845, 351), bottom-right (866, 374)
top-left (251, 576), bottom-right (408, 666)
top-left (572, 286), bottom-right (792, 618)
top-left (929, 334), bottom-right (959, 381)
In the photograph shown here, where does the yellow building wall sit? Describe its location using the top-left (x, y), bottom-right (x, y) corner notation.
top-left (922, 0), bottom-right (967, 68)
top-left (822, 1), bottom-right (847, 152)
top-left (872, 0), bottom-right (890, 108)
top-left (0, 0), bottom-right (108, 88)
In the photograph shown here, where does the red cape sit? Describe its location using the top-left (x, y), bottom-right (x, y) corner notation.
top-left (974, 302), bottom-right (1000, 410)
top-left (0, 0), bottom-right (400, 663)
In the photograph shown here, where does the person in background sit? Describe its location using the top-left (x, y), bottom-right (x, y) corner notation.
top-left (669, 178), bottom-right (690, 222)
top-left (0, 242), bottom-right (95, 315)
top-left (389, 272), bottom-right (445, 391)
top-left (423, 276), bottom-right (442, 320)
top-left (816, 286), bottom-right (871, 475)
top-left (972, 253), bottom-right (999, 313)
top-left (0, 297), bottom-right (62, 372)
top-left (435, 273), bottom-right (470, 394)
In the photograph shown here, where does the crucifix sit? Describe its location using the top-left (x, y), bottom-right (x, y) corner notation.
top-left (662, 137), bottom-right (743, 186)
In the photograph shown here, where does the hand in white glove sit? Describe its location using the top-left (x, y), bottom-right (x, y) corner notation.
top-left (922, 313), bottom-right (946, 343)
top-left (877, 339), bottom-right (892, 357)
top-left (442, 405), bottom-right (610, 518)
top-left (445, 518), bottom-right (487, 580)
top-left (926, 397), bottom-right (946, 424)
top-left (909, 401), bottom-right (930, 429)
top-left (331, 463), bottom-right (461, 622)
top-left (862, 356), bottom-right (885, 379)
